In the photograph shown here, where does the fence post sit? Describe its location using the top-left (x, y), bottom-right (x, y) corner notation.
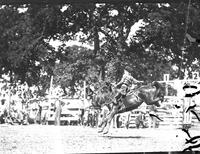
top-left (182, 97), bottom-right (192, 128)
top-left (54, 100), bottom-right (61, 126)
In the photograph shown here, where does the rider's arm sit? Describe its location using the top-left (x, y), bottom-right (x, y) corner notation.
top-left (131, 77), bottom-right (142, 84)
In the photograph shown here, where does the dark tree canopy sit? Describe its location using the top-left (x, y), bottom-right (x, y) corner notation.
top-left (0, 2), bottom-right (199, 97)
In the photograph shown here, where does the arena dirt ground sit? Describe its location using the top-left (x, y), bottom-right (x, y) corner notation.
top-left (0, 124), bottom-right (199, 153)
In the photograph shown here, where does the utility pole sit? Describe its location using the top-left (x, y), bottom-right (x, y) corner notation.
top-left (49, 76), bottom-right (60, 126)
top-left (83, 81), bottom-right (86, 109)
top-left (50, 76), bottom-right (60, 126)
top-left (54, 99), bottom-right (61, 126)
top-left (163, 74), bottom-right (169, 96)
top-left (50, 76), bottom-right (53, 96)
top-left (8, 71), bottom-right (13, 118)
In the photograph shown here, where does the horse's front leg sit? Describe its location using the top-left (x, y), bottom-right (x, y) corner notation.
top-left (98, 120), bottom-right (107, 133)
top-left (98, 111), bottom-right (111, 133)
top-left (98, 105), bottom-right (112, 133)
top-left (103, 105), bottom-right (119, 134)
top-left (98, 116), bottom-right (105, 128)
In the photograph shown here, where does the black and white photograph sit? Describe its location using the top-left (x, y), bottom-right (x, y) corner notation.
top-left (0, 0), bottom-right (200, 153)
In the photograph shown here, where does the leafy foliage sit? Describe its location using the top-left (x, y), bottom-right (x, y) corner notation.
top-left (53, 45), bottom-right (95, 95)
top-left (1, 3), bottom-right (200, 97)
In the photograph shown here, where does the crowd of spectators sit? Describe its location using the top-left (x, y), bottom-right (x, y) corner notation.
top-left (0, 81), bottom-right (41, 125)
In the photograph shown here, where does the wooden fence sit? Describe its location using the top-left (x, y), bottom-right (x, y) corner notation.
top-left (119, 96), bottom-right (200, 129)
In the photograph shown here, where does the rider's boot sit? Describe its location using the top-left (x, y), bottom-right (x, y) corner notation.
top-left (115, 93), bottom-right (126, 107)
top-left (120, 94), bottom-right (126, 104)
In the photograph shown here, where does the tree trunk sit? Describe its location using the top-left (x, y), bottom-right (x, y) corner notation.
top-left (93, 20), bottom-right (106, 82)
top-left (101, 65), bottom-right (105, 81)
top-left (93, 25), bottom-right (99, 57)
top-left (8, 70), bottom-right (13, 118)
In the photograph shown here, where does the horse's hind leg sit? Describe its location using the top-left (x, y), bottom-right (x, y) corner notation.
top-left (97, 107), bottom-right (110, 133)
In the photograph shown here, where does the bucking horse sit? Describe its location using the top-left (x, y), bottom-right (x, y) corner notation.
top-left (86, 81), bottom-right (165, 134)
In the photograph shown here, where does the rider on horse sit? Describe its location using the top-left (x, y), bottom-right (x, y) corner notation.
top-left (115, 66), bottom-right (143, 104)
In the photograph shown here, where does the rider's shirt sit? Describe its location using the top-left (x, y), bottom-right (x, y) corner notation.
top-left (121, 73), bottom-right (139, 87)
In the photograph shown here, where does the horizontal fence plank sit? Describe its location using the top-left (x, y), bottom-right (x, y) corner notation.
top-left (124, 96), bottom-right (200, 128)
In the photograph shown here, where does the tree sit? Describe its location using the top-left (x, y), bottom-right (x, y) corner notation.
top-left (132, 3), bottom-right (200, 80)
top-left (1, 3), bottom-right (200, 97)
top-left (57, 4), bottom-right (148, 82)
top-left (0, 5), bottom-right (61, 95)
top-left (53, 45), bottom-right (94, 96)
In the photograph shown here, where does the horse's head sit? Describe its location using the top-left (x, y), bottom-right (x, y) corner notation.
top-left (86, 82), bottom-right (113, 110)
top-left (86, 85), bottom-right (108, 109)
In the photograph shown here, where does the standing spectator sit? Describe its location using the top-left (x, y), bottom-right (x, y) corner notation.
top-left (37, 103), bottom-right (42, 124)
top-left (135, 111), bottom-right (147, 129)
top-left (79, 109), bottom-right (84, 126)
top-left (0, 99), bottom-right (8, 123)
top-left (116, 114), bottom-right (121, 128)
